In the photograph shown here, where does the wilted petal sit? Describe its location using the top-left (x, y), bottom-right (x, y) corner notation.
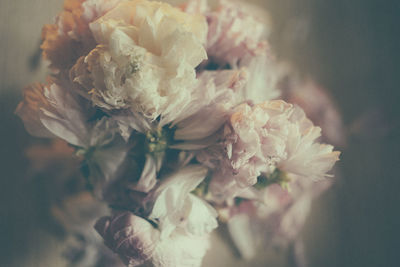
top-left (15, 83), bottom-right (55, 138)
top-left (95, 212), bottom-right (159, 267)
top-left (38, 82), bottom-right (90, 147)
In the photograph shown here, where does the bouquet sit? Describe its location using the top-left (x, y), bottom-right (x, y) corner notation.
top-left (16, 0), bottom-right (341, 266)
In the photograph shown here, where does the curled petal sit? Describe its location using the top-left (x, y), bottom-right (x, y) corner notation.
top-left (95, 212), bottom-right (159, 267)
top-left (134, 154), bottom-right (158, 193)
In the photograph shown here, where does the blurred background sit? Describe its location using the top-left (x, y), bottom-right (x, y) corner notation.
top-left (0, 0), bottom-right (399, 266)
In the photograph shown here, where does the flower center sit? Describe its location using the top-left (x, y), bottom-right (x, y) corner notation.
top-left (254, 169), bottom-right (291, 190)
top-left (145, 126), bottom-right (175, 155)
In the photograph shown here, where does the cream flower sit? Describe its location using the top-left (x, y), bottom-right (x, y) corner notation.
top-left (71, 0), bottom-right (208, 122)
top-left (149, 165), bottom-right (218, 239)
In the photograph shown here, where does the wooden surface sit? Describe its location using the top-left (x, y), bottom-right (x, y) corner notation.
top-left (0, 1), bottom-right (399, 267)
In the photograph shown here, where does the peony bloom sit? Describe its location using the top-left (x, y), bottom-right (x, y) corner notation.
top-left (70, 0), bottom-right (208, 122)
top-left (198, 100), bottom-right (340, 201)
top-left (41, 0), bottom-right (122, 71)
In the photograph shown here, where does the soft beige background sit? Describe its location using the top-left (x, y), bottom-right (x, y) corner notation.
top-left (1, 0), bottom-right (399, 267)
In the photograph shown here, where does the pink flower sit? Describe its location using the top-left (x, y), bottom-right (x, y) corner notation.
top-left (187, 0), bottom-right (285, 103)
top-left (198, 100), bottom-right (340, 201)
top-left (205, 0), bottom-right (267, 67)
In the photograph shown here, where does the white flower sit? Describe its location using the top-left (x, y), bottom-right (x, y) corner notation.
top-left (149, 165), bottom-right (218, 239)
top-left (71, 0), bottom-right (208, 122)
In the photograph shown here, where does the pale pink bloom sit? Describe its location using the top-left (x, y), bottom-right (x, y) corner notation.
top-left (205, 0), bottom-right (267, 67)
top-left (199, 100), bottom-right (340, 201)
top-left (189, 0), bottom-right (284, 103)
top-left (41, 0), bottom-right (122, 70)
